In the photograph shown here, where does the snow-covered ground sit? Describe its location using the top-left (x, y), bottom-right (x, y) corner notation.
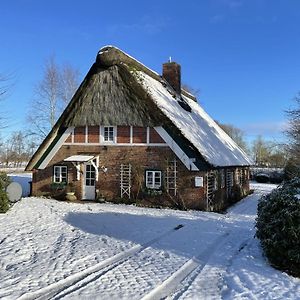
top-left (0, 183), bottom-right (299, 300)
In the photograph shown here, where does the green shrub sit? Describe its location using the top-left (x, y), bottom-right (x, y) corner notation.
top-left (284, 159), bottom-right (300, 180)
top-left (256, 178), bottom-right (300, 277)
top-left (0, 173), bottom-right (10, 213)
top-left (0, 189), bottom-right (9, 213)
top-left (0, 172), bottom-right (11, 189)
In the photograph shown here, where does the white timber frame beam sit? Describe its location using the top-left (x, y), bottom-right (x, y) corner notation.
top-left (90, 156), bottom-right (99, 181)
top-left (39, 127), bottom-right (74, 169)
top-left (154, 126), bottom-right (199, 171)
top-left (71, 162), bottom-right (81, 181)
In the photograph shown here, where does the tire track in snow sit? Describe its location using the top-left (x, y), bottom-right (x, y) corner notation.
top-left (141, 192), bottom-right (260, 300)
top-left (139, 232), bottom-right (229, 300)
top-left (18, 224), bottom-right (184, 300)
top-left (172, 231), bottom-right (254, 299)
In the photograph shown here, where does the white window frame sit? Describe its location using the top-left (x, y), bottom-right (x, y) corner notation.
top-left (145, 170), bottom-right (162, 189)
top-left (53, 166), bottom-right (68, 183)
top-left (100, 126), bottom-right (117, 144)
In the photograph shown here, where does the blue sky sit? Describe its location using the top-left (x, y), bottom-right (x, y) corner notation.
top-left (1, 0), bottom-right (300, 143)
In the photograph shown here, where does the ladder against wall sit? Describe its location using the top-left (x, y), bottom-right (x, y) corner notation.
top-left (206, 172), bottom-right (216, 211)
top-left (120, 164), bottom-right (132, 198)
top-left (166, 159), bottom-right (178, 196)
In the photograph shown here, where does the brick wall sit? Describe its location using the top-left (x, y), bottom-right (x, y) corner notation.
top-left (32, 138), bottom-right (249, 211)
top-left (117, 126), bottom-right (130, 143)
top-left (32, 144), bottom-right (208, 210)
top-left (132, 127), bottom-right (147, 143)
top-left (149, 128), bottom-right (165, 143)
top-left (88, 126), bottom-right (100, 143)
top-left (68, 126), bottom-right (166, 145)
top-left (74, 127), bottom-right (85, 143)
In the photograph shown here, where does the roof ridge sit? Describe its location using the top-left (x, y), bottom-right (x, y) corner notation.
top-left (96, 46), bottom-right (197, 101)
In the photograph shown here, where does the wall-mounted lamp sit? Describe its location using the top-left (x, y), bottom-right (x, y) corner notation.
top-left (100, 165), bottom-right (108, 173)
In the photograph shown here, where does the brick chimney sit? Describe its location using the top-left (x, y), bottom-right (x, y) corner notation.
top-left (162, 61), bottom-right (181, 94)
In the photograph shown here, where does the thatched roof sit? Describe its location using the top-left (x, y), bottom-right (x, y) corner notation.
top-left (26, 46), bottom-right (251, 171)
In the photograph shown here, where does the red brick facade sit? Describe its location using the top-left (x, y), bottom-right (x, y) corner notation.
top-left (74, 127), bottom-right (85, 143)
top-left (149, 128), bottom-right (165, 143)
top-left (31, 125), bottom-right (249, 211)
top-left (117, 126), bottom-right (130, 143)
top-left (88, 126), bottom-right (100, 143)
top-left (132, 127), bottom-right (147, 144)
top-left (32, 144), bottom-right (208, 210)
top-left (64, 126), bottom-right (166, 145)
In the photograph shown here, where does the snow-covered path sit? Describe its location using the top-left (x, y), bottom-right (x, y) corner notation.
top-left (0, 183), bottom-right (299, 299)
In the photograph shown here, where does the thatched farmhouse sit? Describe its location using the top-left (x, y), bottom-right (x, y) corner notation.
top-left (26, 46), bottom-right (252, 211)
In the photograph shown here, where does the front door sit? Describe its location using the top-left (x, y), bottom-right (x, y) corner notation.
top-left (83, 163), bottom-right (96, 200)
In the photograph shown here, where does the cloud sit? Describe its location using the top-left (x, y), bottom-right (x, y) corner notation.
top-left (209, 0), bottom-right (244, 24)
top-left (222, 0), bottom-right (244, 9)
top-left (241, 121), bottom-right (288, 137)
top-left (106, 16), bottom-right (167, 36)
top-left (210, 14), bottom-right (225, 24)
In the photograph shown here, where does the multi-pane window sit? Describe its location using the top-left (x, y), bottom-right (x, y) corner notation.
top-left (103, 126), bottom-right (115, 142)
top-left (146, 170), bottom-right (162, 189)
top-left (53, 166), bottom-right (67, 183)
top-left (85, 164), bottom-right (96, 186)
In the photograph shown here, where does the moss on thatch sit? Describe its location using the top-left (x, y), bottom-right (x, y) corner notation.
top-left (64, 64), bottom-right (166, 127)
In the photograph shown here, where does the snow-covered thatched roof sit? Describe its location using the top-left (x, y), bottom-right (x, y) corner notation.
top-left (26, 46), bottom-right (251, 171)
top-left (137, 71), bottom-right (251, 167)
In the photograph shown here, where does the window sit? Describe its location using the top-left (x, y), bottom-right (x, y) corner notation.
top-left (145, 170), bottom-right (162, 189)
top-left (53, 166), bottom-right (67, 183)
top-left (101, 126), bottom-right (116, 143)
top-left (85, 164), bottom-right (96, 186)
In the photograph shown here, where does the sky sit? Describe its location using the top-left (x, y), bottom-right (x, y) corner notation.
top-left (1, 0), bottom-right (300, 143)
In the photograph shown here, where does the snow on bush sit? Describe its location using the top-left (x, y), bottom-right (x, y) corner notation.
top-left (256, 178), bottom-right (300, 277)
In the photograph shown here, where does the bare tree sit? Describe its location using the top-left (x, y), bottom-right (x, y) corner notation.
top-left (251, 136), bottom-right (272, 166)
top-left (285, 95), bottom-right (300, 176)
top-left (182, 83), bottom-right (201, 98)
top-left (0, 75), bottom-right (7, 99)
top-left (0, 131), bottom-right (38, 167)
top-left (59, 64), bottom-right (79, 106)
top-left (28, 56), bottom-right (79, 139)
top-left (287, 96), bottom-right (300, 157)
top-left (217, 122), bottom-right (248, 153)
top-left (0, 74), bottom-right (12, 129)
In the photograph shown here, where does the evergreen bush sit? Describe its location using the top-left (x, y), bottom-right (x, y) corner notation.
top-left (0, 173), bottom-right (10, 213)
top-left (0, 172), bottom-right (11, 189)
top-left (256, 178), bottom-right (300, 277)
top-left (0, 188), bottom-right (9, 213)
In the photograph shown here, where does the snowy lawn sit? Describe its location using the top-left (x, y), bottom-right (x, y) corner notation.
top-left (0, 183), bottom-right (299, 299)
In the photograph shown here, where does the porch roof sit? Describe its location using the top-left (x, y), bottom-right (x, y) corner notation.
top-left (64, 155), bottom-right (94, 162)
